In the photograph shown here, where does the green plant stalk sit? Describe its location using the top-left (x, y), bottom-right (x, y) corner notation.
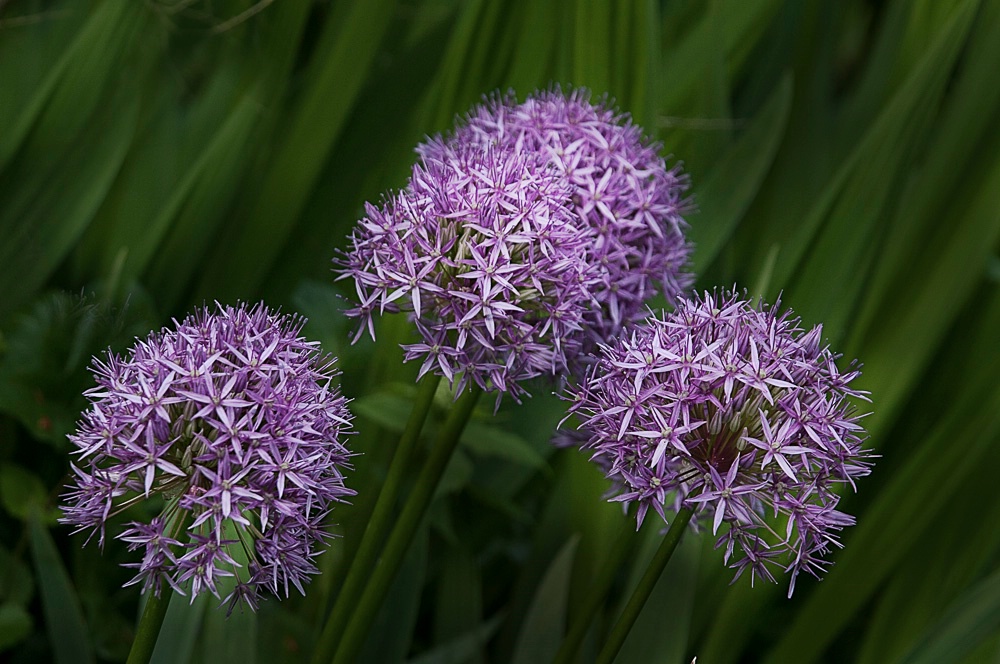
top-left (595, 507), bottom-right (694, 664)
top-left (312, 374), bottom-right (442, 663)
top-left (330, 386), bottom-right (483, 664)
top-left (126, 508), bottom-right (193, 664)
top-left (551, 520), bottom-right (634, 664)
top-left (125, 591), bottom-right (172, 664)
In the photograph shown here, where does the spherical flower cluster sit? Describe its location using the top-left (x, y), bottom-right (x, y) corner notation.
top-left (339, 142), bottom-right (599, 400)
top-left (567, 290), bottom-right (873, 595)
top-left (419, 87), bottom-right (693, 349)
top-left (60, 303), bottom-right (354, 612)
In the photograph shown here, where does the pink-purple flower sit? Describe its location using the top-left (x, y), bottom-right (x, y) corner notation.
top-left (338, 142), bottom-right (599, 400)
top-left (567, 290), bottom-right (873, 595)
top-left (60, 303), bottom-right (354, 612)
top-left (419, 87), bottom-right (693, 349)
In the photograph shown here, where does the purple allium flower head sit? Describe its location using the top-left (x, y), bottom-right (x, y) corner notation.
top-left (59, 303), bottom-right (355, 612)
top-left (567, 290), bottom-right (874, 596)
top-left (419, 87), bottom-right (693, 350)
top-left (338, 141), bottom-right (600, 401)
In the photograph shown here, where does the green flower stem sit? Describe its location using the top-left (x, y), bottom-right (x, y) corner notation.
top-left (551, 520), bottom-right (634, 664)
top-left (331, 386), bottom-right (483, 664)
top-left (126, 590), bottom-right (172, 664)
top-left (595, 507), bottom-right (694, 664)
top-left (126, 509), bottom-right (193, 664)
top-left (312, 374), bottom-right (442, 664)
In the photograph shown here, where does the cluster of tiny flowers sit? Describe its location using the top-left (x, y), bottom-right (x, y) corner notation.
top-left (419, 87), bottom-right (693, 351)
top-left (60, 303), bottom-right (354, 612)
top-left (339, 142), bottom-right (599, 400)
top-left (567, 290), bottom-right (873, 595)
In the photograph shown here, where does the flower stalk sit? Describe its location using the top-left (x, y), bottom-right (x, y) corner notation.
top-left (126, 589), bottom-right (172, 664)
top-left (125, 508), bottom-right (192, 664)
top-left (595, 507), bottom-right (693, 664)
top-left (312, 374), bottom-right (441, 664)
top-left (330, 386), bottom-right (482, 664)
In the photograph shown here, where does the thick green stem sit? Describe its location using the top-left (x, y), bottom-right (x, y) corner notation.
top-left (551, 520), bottom-right (634, 664)
top-left (126, 509), bottom-right (192, 664)
top-left (331, 386), bottom-right (482, 664)
top-left (312, 374), bottom-right (442, 664)
top-left (595, 507), bottom-right (694, 664)
top-left (126, 591), bottom-right (172, 664)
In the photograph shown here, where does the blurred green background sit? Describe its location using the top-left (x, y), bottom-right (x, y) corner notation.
top-left (1, 0), bottom-right (999, 662)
